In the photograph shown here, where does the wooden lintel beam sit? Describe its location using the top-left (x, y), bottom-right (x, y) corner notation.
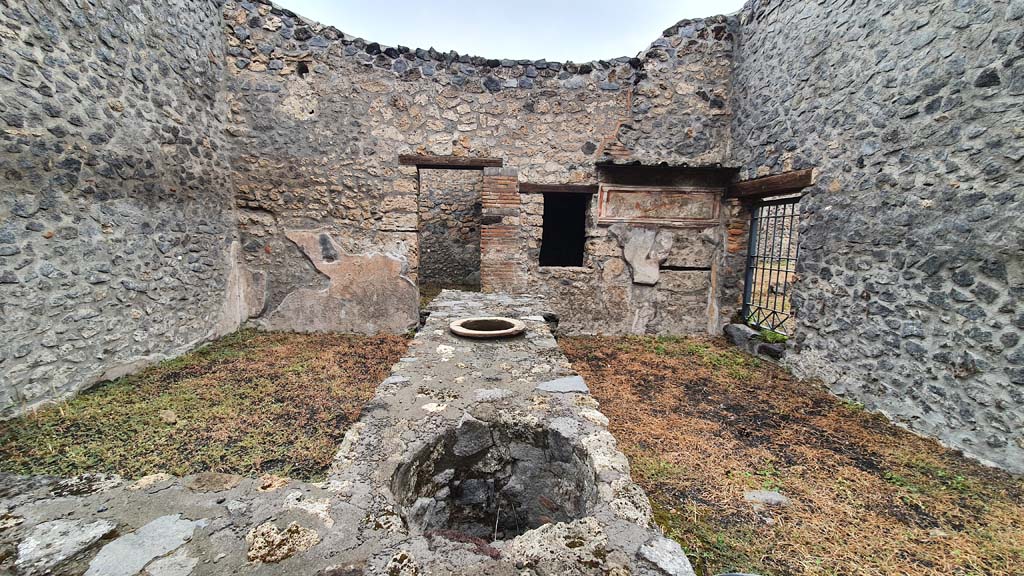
top-left (727, 169), bottom-right (814, 199)
top-left (519, 183), bottom-right (598, 194)
top-left (398, 154), bottom-right (503, 169)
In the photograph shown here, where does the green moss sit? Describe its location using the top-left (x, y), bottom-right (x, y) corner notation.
top-left (652, 500), bottom-right (769, 576)
top-left (901, 459), bottom-right (977, 495)
top-left (650, 337), bottom-right (759, 372)
top-left (883, 471), bottom-right (921, 492)
top-left (841, 398), bottom-right (865, 411)
top-left (759, 329), bottom-right (788, 344)
top-left (632, 456), bottom-right (686, 483)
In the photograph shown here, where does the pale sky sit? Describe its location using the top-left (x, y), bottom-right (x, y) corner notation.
top-left (277, 1), bottom-right (747, 62)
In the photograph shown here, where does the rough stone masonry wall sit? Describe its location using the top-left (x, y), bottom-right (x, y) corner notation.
top-left (730, 0), bottom-right (1024, 472)
top-left (0, 0), bottom-right (245, 418)
top-left (519, 168), bottom-right (736, 336)
top-left (622, 17), bottom-right (736, 164)
top-left (222, 0), bottom-right (736, 335)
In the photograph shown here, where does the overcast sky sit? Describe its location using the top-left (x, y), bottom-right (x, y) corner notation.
top-left (278, 1), bottom-right (747, 62)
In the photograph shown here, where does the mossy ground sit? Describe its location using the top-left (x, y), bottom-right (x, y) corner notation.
top-left (0, 329), bottom-right (408, 482)
top-left (562, 335), bottom-right (1024, 576)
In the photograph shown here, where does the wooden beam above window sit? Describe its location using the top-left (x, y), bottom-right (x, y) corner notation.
top-left (727, 169), bottom-right (814, 200)
top-left (519, 183), bottom-right (598, 194)
top-left (398, 154), bottom-right (503, 169)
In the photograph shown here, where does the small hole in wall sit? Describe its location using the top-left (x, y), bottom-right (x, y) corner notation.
top-left (296, 61), bottom-right (309, 77)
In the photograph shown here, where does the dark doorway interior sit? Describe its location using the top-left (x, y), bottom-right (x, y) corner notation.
top-left (418, 169), bottom-right (483, 296)
top-left (540, 193), bottom-right (588, 267)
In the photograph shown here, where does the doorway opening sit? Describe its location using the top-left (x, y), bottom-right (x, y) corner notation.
top-left (417, 169), bottom-right (483, 304)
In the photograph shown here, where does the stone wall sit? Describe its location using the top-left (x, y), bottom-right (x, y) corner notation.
top-left (730, 0), bottom-right (1024, 471)
top-left (622, 17), bottom-right (736, 164)
top-left (222, 0), bottom-right (738, 336)
top-left (417, 169), bottom-right (482, 289)
top-left (521, 166), bottom-right (737, 335)
top-left (0, 0), bottom-right (741, 418)
top-left (0, 0), bottom-right (246, 418)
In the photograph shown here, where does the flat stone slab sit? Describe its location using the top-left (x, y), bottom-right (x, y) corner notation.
top-left (744, 489), bottom-right (791, 508)
top-left (473, 387), bottom-right (515, 402)
top-left (144, 549), bottom-right (198, 576)
top-left (85, 514), bottom-right (202, 576)
top-left (15, 518), bottom-right (116, 576)
top-left (536, 375), bottom-right (590, 394)
top-left (639, 537), bottom-right (694, 576)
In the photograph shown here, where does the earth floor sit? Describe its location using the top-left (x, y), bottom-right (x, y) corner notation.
top-left (0, 329), bottom-right (408, 481)
top-left (1, 329), bottom-right (1020, 575)
top-left (561, 335), bottom-right (1024, 576)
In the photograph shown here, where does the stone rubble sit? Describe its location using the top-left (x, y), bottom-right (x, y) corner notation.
top-left (245, 521), bottom-right (320, 563)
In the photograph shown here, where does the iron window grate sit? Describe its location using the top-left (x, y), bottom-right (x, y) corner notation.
top-left (742, 196), bottom-right (800, 335)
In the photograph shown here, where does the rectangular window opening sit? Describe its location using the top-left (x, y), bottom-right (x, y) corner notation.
top-left (539, 192), bottom-right (588, 267)
top-left (742, 196), bottom-right (801, 335)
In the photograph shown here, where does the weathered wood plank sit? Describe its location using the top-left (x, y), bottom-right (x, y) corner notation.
top-left (398, 154), bottom-right (503, 169)
top-left (727, 169), bottom-right (814, 199)
top-left (518, 183), bottom-right (598, 194)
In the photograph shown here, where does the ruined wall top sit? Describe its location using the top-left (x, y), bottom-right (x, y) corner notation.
top-left (227, 0), bottom-right (736, 95)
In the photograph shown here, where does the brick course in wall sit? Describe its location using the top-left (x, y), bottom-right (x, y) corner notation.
top-left (480, 168), bottom-right (526, 293)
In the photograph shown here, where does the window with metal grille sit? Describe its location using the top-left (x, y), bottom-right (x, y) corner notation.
top-left (743, 196), bottom-right (800, 334)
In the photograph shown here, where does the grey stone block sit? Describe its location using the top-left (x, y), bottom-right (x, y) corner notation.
top-left (724, 323), bottom-right (759, 348)
top-left (16, 519), bottom-right (116, 576)
top-left (85, 514), bottom-right (203, 576)
top-left (536, 375), bottom-right (589, 394)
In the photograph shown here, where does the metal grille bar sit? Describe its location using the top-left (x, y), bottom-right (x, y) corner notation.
top-left (742, 196), bottom-right (801, 334)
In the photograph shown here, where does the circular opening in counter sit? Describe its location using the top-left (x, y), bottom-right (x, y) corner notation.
top-left (391, 420), bottom-right (597, 542)
top-left (449, 317), bottom-right (526, 339)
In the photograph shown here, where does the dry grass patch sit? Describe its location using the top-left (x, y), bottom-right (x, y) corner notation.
top-left (562, 335), bottom-right (1024, 576)
top-left (0, 329), bottom-right (407, 481)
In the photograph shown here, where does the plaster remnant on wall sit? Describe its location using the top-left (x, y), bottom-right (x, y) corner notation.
top-left (263, 231), bottom-right (418, 334)
top-left (213, 241), bottom-right (267, 338)
top-left (612, 225), bottom-right (674, 286)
